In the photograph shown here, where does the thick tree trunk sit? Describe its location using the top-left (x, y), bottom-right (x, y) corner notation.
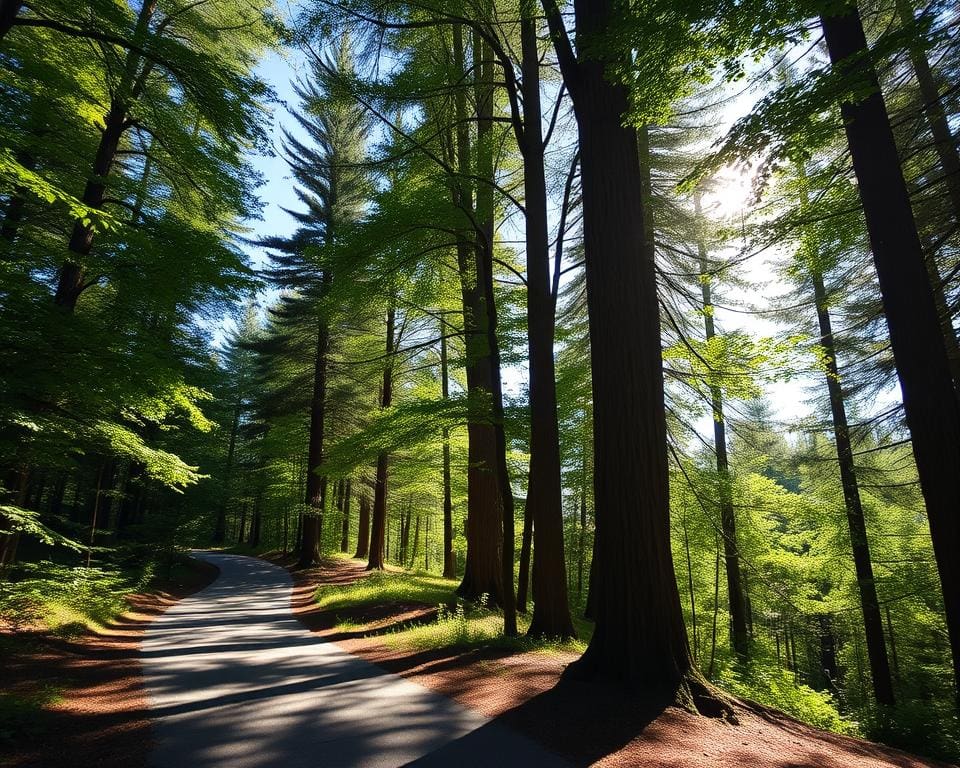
top-left (520, 7), bottom-right (574, 640)
top-left (822, 5), bottom-right (960, 702)
top-left (451, 24), bottom-right (504, 607)
top-left (543, 0), bottom-right (703, 700)
top-left (694, 195), bottom-right (748, 660)
top-left (368, 305), bottom-right (396, 571)
top-left (895, 0), bottom-right (960, 395)
top-left (440, 327), bottom-right (455, 578)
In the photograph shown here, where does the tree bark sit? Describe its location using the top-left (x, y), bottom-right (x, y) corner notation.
top-left (821, 4), bottom-right (960, 702)
top-left (542, 0), bottom-right (705, 701)
top-left (440, 324), bottom-right (456, 578)
top-left (368, 304), bottom-right (396, 571)
top-left (895, 0), bottom-right (960, 396)
top-left (520, 5), bottom-right (574, 640)
top-left (451, 24), bottom-right (505, 608)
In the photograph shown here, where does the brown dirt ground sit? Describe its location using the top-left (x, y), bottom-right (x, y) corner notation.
top-left (0, 558), bottom-right (219, 768)
top-left (279, 553), bottom-right (957, 768)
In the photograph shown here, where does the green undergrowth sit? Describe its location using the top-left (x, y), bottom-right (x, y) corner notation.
top-left (719, 663), bottom-right (859, 735)
top-left (315, 565), bottom-right (587, 655)
top-left (0, 552), bottom-right (197, 638)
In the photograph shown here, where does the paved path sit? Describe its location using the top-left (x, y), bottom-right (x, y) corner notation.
top-left (142, 552), bottom-right (569, 767)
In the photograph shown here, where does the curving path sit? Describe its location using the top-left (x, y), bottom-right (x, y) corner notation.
top-left (142, 552), bottom-right (569, 767)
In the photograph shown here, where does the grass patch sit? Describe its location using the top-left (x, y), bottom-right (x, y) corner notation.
top-left (314, 568), bottom-right (456, 613)
top-left (315, 567), bottom-right (588, 655)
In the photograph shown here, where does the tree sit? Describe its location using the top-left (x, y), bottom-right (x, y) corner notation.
top-left (820, 1), bottom-right (960, 702)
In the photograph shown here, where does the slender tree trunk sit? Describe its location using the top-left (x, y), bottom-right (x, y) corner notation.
top-left (798, 164), bottom-right (895, 704)
top-left (440, 326), bottom-right (455, 579)
top-left (0, 469), bottom-right (28, 573)
top-left (368, 305), bottom-right (395, 571)
top-left (355, 490), bottom-right (371, 559)
top-left (0, 0), bottom-right (22, 40)
top-left (577, 478), bottom-right (587, 596)
top-left (819, 615), bottom-right (839, 691)
top-left (821, 5), bottom-right (960, 702)
top-left (517, 507), bottom-right (533, 612)
top-left (54, 0), bottom-right (156, 310)
top-left (682, 500), bottom-right (698, 661)
top-left (213, 396), bottom-right (242, 543)
top-left (520, 5), bottom-right (574, 640)
top-left (399, 498), bottom-right (411, 567)
top-left (340, 478), bottom-right (351, 553)
top-left (707, 541), bottom-right (720, 679)
top-left (237, 504), bottom-right (247, 546)
top-left (542, 0), bottom-right (703, 699)
top-left (86, 464), bottom-right (104, 567)
top-left (410, 513), bottom-right (421, 569)
top-left (694, 194), bottom-right (748, 659)
top-left (300, 281), bottom-right (332, 568)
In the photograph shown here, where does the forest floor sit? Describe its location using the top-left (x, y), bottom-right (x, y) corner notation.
top-left (0, 557), bottom-right (219, 768)
top-left (280, 552), bottom-right (955, 768)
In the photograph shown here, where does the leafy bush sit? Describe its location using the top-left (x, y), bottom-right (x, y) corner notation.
top-left (721, 664), bottom-right (859, 735)
top-left (862, 700), bottom-right (960, 763)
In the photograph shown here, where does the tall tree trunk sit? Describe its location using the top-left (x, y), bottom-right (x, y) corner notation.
top-left (451, 24), bottom-right (505, 608)
top-left (440, 325), bottom-right (455, 578)
top-left (368, 304), bottom-right (396, 570)
top-left (300, 280), bottom-right (332, 568)
top-left (340, 478), bottom-right (351, 553)
top-left (895, 0), bottom-right (960, 395)
top-left (694, 194), bottom-right (748, 659)
top-left (821, 5), bottom-right (960, 702)
top-left (808, 255), bottom-right (896, 705)
top-left (520, 4), bottom-right (574, 640)
top-left (542, 0), bottom-right (706, 703)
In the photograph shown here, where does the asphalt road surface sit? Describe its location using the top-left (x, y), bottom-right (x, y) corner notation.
top-left (141, 552), bottom-right (569, 767)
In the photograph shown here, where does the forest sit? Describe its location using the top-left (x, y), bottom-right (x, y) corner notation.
top-left (1, 0), bottom-right (959, 765)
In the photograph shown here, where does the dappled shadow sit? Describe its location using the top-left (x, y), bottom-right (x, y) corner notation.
top-left (141, 552), bottom-right (569, 767)
top-left (0, 557), bottom-right (219, 768)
